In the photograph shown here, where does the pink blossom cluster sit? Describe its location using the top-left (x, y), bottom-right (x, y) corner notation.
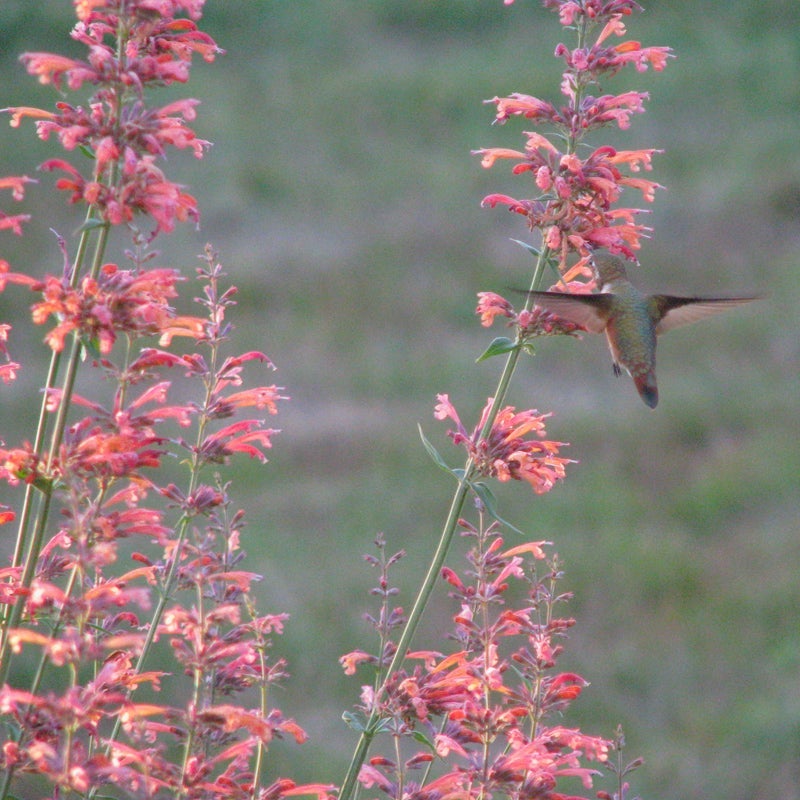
top-left (344, 529), bottom-right (610, 800)
top-left (435, 395), bottom-right (574, 495)
top-left (0, 249), bottom-right (297, 795)
top-left (476, 271), bottom-right (597, 341)
top-left (0, 3), bottom-right (329, 797)
top-left (5, 1), bottom-right (222, 234)
top-left (474, 2), bottom-right (672, 264)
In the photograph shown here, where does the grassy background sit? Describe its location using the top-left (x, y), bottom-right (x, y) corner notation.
top-left (1, 2), bottom-right (799, 799)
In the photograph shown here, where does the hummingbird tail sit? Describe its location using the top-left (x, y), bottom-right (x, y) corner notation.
top-left (634, 372), bottom-right (658, 408)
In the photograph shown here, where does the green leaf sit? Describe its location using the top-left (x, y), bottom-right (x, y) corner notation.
top-left (546, 258), bottom-right (564, 281)
top-left (341, 711), bottom-right (366, 732)
top-left (76, 217), bottom-right (108, 234)
top-left (418, 424), bottom-right (448, 469)
top-left (418, 424), bottom-right (465, 483)
top-left (511, 238), bottom-right (540, 258)
top-left (471, 481), bottom-right (526, 536)
top-left (476, 336), bottom-right (518, 362)
top-left (511, 239), bottom-right (562, 280)
top-left (370, 717), bottom-right (398, 735)
top-left (412, 730), bottom-right (435, 749)
top-left (342, 710), bottom-right (396, 735)
top-left (79, 334), bottom-right (104, 362)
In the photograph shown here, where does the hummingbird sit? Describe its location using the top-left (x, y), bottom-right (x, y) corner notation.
top-left (523, 252), bottom-right (757, 408)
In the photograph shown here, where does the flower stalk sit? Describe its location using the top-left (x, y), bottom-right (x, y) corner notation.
top-left (0, 2), bottom-right (670, 799)
top-left (0, 4), bottom-right (325, 798)
top-left (340, 2), bottom-right (671, 799)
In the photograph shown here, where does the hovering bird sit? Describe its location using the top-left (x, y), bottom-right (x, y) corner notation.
top-left (523, 252), bottom-right (757, 408)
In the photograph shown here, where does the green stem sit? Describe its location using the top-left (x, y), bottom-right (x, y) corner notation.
top-left (95, 275), bottom-right (221, 793)
top-left (4, 204), bottom-right (95, 598)
top-left (0, 217), bottom-right (110, 686)
top-left (178, 582), bottom-right (207, 795)
top-left (339, 248), bottom-right (550, 800)
top-left (8, 348), bottom-right (61, 572)
top-left (251, 621), bottom-right (271, 800)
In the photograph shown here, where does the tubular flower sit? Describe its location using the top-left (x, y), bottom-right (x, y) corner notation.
top-left (6, 1), bottom-right (222, 235)
top-left (352, 531), bottom-right (614, 800)
top-left (435, 395), bottom-right (573, 494)
top-left (0, 174), bottom-right (36, 238)
top-left (475, 3), bottom-right (671, 265)
top-left (29, 265), bottom-right (184, 353)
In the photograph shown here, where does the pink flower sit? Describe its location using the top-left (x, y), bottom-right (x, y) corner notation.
top-left (339, 650), bottom-right (377, 675)
top-left (215, 386), bottom-right (287, 415)
top-left (543, 1), bottom-right (644, 26)
top-left (477, 5), bottom-right (669, 263)
top-left (18, 53), bottom-right (90, 90)
top-left (0, 361), bottom-right (18, 383)
top-left (476, 292), bottom-right (513, 327)
top-left (435, 395), bottom-right (573, 494)
top-left (486, 92), bottom-right (560, 125)
top-left (199, 420), bottom-right (279, 464)
top-left (614, 40), bottom-right (673, 72)
top-left (0, 174), bottom-right (37, 200)
top-left (10, 4), bottom-right (221, 237)
top-left (27, 264), bottom-right (188, 353)
top-left (584, 90), bottom-right (649, 130)
top-left (476, 286), bottom-right (589, 340)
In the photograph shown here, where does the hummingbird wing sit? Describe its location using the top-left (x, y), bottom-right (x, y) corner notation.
top-left (652, 296), bottom-right (758, 334)
top-left (523, 291), bottom-right (615, 334)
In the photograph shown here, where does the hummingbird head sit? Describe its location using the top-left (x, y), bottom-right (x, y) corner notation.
top-left (591, 252), bottom-right (630, 288)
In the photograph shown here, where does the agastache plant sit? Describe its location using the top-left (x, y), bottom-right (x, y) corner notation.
top-left (338, 2), bottom-right (670, 799)
top-left (0, 1), bottom-right (672, 799)
top-left (0, 3), bottom-right (332, 798)
top-left (343, 526), bottom-right (615, 800)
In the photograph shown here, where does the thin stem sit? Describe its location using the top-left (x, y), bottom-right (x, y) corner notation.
top-left (9, 205), bottom-right (94, 562)
top-left (5, 205), bottom-right (96, 594)
top-left (339, 248), bottom-right (550, 800)
top-left (251, 608), bottom-right (271, 800)
top-left (0, 217), bottom-right (110, 684)
top-left (0, 237), bottom-right (82, 792)
top-left (9, 348), bottom-right (61, 571)
top-left (178, 581), bottom-right (207, 796)
top-left (96, 270), bottom-right (222, 788)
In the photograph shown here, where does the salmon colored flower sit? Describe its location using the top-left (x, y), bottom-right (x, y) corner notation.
top-left (476, 292), bottom-right (514, 327)
top-left (353, 529), bottom-right (617, 800)
top-left (340, 650), bottom-right (377, 676)
top-left (6, 2), bottom-right (221, 237)
top-left (280, 783), bottom-right (338, 800)
top-left (487, 93), bottom-right (560, 125)
top-left (435, 395), bottom-right (573, 494)
top-left (0, 174), bottom-right (37, 199)
top-left (27, 265), bottom-right (186, 353)
top-left (544, 0), bottom-right (644, 25)
top-left (475, 130), bottom-right (663, 261)
top-left (476, 285), bottom-right (588, 339)
top-left (213, 386), bottom-right (287, 415)
top-left (0, 214), bottom-right (30, 236)
top-left (476, 3), bottom-right (670, 265)
top-left (0, 443), bottom-right (48, 488)
top-left (0, 174), bottom-right (35, 238)
top-left (18, 53), bottom-right (89, 90)
top-left (157, 315), bottom-right (207, 345)
top-left (199, 420), bottom-right (278, 464)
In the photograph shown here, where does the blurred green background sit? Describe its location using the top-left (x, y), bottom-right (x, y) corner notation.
top-left (1, 1), bottom-right (799, 799)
